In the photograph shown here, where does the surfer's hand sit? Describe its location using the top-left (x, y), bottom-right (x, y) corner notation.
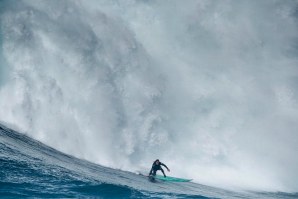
top-left (167, 169), bottom-right (170, 172)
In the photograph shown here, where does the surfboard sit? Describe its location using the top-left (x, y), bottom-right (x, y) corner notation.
top-left (155, 175), bottom-right (192, 182)
top-left (138, 173), bottom-right (191, 182)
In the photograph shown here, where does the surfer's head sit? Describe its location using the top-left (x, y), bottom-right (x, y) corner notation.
top-left (155, 159), bottom-right (160, 164)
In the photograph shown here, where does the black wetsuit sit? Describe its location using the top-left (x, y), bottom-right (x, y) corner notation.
top-left (149, 161), bottom-right (169, 177)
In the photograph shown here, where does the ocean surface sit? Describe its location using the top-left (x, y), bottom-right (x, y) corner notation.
top-left (0, 124), bottom-right (297, 198)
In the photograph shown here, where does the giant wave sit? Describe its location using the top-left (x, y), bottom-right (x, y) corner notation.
top-left (1, 0), bottom-right (298, 194)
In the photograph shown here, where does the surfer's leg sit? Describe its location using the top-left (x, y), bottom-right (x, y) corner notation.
top-left (149, 168), bottom-right (153, 176)
top-left (160, 168), bottom-right (166, 177)
top-left (152, 170), bottom-right (157, 176)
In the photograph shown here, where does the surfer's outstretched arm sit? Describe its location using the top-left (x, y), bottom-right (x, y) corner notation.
top-left (161, 163), bottom-right (170, 172)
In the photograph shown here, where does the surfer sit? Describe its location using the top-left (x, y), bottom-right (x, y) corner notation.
top-left (149, 159), bottom-right (170, 177)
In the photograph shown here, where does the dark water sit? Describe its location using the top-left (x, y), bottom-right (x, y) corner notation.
top-left (0, 124), bottom-right (297, 198)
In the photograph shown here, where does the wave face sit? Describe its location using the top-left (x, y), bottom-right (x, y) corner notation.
top-left (1, 124), bottom-right (298, 198)
top-left (1, 0), bottom-right (298, 192)
top-left (0, 124), bottom-right (237, 198)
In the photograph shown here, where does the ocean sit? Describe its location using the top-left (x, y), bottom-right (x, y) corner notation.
top-left (1, 124), bottom-right (297, 198)
top-left (1, 0), bottom-right (298, 198)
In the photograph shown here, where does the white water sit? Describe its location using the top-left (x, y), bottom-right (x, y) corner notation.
top-left (1, 0), bottom-right (298, 192)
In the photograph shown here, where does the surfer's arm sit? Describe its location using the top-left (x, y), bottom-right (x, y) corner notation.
top-left (161, 163), bottom-right (170, 171)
